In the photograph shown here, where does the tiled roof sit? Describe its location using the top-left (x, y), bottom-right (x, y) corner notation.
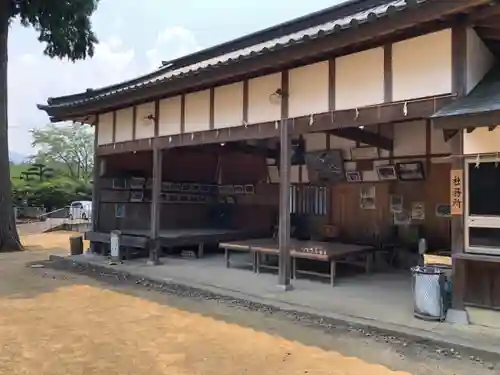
top-left (432, 65), bottom-right (500, 119)
top-left (43, 0), bottom-right (427, 110)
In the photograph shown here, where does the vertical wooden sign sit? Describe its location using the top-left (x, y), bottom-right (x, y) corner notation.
top-left (450, 169), bottom-right (463, 216)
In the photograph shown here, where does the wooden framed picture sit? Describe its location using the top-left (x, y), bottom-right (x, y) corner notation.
top-left (376, 165), bottom-right (397, 181)
top-left (396, 161), bottom-right (425, 181)
top-left (244, 184), bottom-right (255, 194)
top-left (112, 178), bottom-right (127, 189)
top-left (130, 190), bottom-right (144, 203)
top-left (233, 185), bottom-right (244, 194)
top-left (171, 183), bottom-right (182, 191)
top-left (219, 185), bottom-right (234, 195)
top-left (390, 195), bottom-right (403, 213)
top-left (435, 204), bottom-right (451, 218)
top-left (346, 171), bottom-right (362, 182)
top-left (115, 203), bottom-right (126, 218)
top-left (129, 177), bottom-right (145, 189)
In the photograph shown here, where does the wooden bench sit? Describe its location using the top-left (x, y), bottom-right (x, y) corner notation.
top-left (220, 239), bottom-right (375, 286)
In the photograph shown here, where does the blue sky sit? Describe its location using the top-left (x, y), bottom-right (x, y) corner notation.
top-left (8, 0), bottom-right (343, 155)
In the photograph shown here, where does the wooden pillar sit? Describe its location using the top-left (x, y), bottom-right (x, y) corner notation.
top-left (278, 70), bottom-right (292, 290)
top-left (148, 145), bottom-right (162, 265)
top-left (90, 115), bottom-right (101, 254)
top-left (450, 22), bottom-right (467, 312)
top-left (450, 132), bottom-right (465, 310)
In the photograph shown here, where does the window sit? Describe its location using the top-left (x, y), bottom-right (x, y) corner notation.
top-left (466, 160), bottom-right (500, 255)
top-left (290, 184), bottom-right (327, 216)
top-left (468, 162), bottom-right (500, 216)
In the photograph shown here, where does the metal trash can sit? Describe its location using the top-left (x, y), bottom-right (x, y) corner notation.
top-left (411, 265), bottom-right (447, 321)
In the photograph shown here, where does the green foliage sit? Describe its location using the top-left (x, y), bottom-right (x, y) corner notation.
top-left (12, 178), bottom-right (92, 211)
top-left (31, 123), bottom-right (94, 181)
top-left (8, 0), bottom-right (99, 61)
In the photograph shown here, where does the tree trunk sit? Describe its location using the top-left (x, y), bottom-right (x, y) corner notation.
top-left (0, 9), bottom-right (22, 252)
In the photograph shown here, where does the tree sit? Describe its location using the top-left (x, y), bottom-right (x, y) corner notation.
top-left (31, 123), bottom-right (94, 181)
top-left (0, 0), bottom-right (99, 251)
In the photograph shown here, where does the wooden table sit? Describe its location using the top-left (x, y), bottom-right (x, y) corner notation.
top-left (220, 239), bottom-right (375, 286)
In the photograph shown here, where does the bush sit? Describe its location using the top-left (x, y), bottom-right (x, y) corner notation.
top-left (12, 178), bottom-right (92, 212)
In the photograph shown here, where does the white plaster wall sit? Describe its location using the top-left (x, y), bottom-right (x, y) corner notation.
top-left (335, 48), bottom-right (384, 110)
top-left (464, 127), bottom-right (500, 154)
top-left (393, 121), bottom-right (426, 156)
top-left (214, 82), bottom-right (244, 129)
top-left (97, 112), bottom-right (114, 145)
top-left (430, 123), bottom-right (451, 154)
top-left (135, 101), bottom-right (155, 139)
top-left (305, 133), bottom-right (327, 151)
top-left (159, 96), bottom-right (182, 136)
top-left (248, 73), bottom-right (281, 124)
top-left (289, 62), bottom-right (329, 117)
top-left (392, 30), bottom-right (452, 101)
top-left (330, 135), bottom-right (356, 160)
top-left (115, 107), bottom-right (133, 142)
top-left (466, 28), bottom-right (495, 93)
top-left (185, 90), bottom-right (210, 132)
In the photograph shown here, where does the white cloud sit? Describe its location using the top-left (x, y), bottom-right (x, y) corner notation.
top-left (146, 26), bottom-right (201, 70)
top-left (7, 25), bottom-right (201, 156)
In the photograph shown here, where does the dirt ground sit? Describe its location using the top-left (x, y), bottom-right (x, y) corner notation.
top-left (0, 232), bottom-right (497, 375)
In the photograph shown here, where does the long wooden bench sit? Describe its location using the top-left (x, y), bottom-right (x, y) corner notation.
top-left (220, 239), bottom-right (375, 286)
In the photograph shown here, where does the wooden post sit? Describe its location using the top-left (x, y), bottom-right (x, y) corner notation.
top-left (450, 132), bottom-right (465, 310)
top-left (277, 69), bottom-right (292, 290)
top-left (148, 145), bottom-right (162, 265)
top-left (448, 22), bottom-right (467, 318)
top-left (90, 115), bottom-right (101, 254)
top-left (278, 117), bottom-right (292, 289)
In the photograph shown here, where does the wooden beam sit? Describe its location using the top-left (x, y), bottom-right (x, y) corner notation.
top-left (148, 146), bottom-right (162, 265)
top-left (384, 43), bottom-right (393, 103)
top-left (111, 111), bottom-right (117, 143)
top-left (209, 87), bottom-right (215, 130)
top-left (132, 105), bottom-right (137, 140)
top-left (468, 3), bottom-right (500, 23)
top-left (242, 80), bottom-right (249, 123)
top-left (97, 94), bottom-right (454, 155)
top-left (443, 129), bottom-right (458, 142)
top-left (154, 100), bottom-right (160, 137)
top-left (278, 69), bottom-right (292, 290)
top-left (328, 127), bottom-right (393, 151)
top-left (180, 94), bottom-right (186, 134)
top-left (328, 59), bottom-right (336, 110)
top-left (475, 26), bottom-right (500, 40)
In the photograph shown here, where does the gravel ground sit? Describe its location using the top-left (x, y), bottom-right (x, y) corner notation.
top-left (39, 255), bottom-right (500, 375)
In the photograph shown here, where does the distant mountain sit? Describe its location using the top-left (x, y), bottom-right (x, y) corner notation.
top-left (9, 151), bottom-right (27, 164)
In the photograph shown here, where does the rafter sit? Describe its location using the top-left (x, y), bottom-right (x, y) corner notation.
top-left (327, 127), bottom-right (393, 151)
